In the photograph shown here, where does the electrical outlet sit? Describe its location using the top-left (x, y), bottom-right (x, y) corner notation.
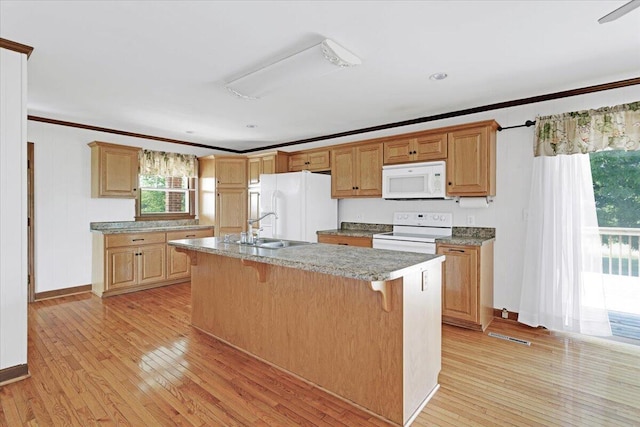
top-left (466, 215), bottom-right (475, 226)
top-left (501, 308), bottom-right (509, 319)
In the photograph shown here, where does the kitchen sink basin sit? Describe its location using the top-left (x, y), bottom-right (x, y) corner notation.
top-left (235, 238), bottom-right (312, 249)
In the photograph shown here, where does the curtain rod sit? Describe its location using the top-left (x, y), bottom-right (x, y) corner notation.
top-left (497, 120), bottom-right (536, 131)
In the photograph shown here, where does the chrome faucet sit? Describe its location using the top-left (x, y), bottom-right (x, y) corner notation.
top-left (247, 212), bottom-right (278, 243)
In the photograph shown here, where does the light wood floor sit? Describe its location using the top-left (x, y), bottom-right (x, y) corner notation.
top-left (1, 283), bottom-right (639, 426)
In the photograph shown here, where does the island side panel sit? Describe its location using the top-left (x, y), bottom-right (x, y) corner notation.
top-left (191, 252), bottom-right (405, 424)
top-left (402, 261), bottom-right (442, 423)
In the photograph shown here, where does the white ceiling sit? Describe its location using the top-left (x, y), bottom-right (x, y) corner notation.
top-left (1, 1), bottom-right (639, 152)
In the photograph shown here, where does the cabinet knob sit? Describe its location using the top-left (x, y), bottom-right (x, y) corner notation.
top-left (448, 182), bottom-right (452, 185)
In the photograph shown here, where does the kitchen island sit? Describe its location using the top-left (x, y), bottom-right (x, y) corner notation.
top-left (169, 237), bottom-right (444, 426)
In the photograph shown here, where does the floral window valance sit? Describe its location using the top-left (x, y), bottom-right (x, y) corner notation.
top-left (534, 101), bottom-right (640, 157)
top-left (139, 149), bottom-right (198, 177)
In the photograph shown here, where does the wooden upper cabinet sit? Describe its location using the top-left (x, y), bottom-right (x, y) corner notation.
top-left (331, 143), bottom-right (383, 198)
top-left (446, 121), bottom-right (497, 196)
top-left (383, 132), bottom-right (447, 164)
top-left (247, 151), bottom-right (288, 186)
top-left (288, 149), bottom-right (331, 172)
top-left (215, 156), bottom-right (247, 188)
top-left (89, 141), bottom-right (140, 198)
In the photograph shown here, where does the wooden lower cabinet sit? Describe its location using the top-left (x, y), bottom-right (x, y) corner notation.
top-left (166, 229), bottom-right (214, 280)
top-left (437, 241), bottom-right (494, 331)
top-left (106, 244), bottom-right (166, 289)
top-left (317, 234), bottom-right (372, 248)
top-left (93, 228), bottom-right (213, 297)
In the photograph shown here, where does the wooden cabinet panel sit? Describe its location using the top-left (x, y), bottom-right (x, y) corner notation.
top-left (446, 123), bottom-right (496, 196)
top-left (105, 232), bottom-right (166, 248)
top-left (331, 147), bottom-right (356, 198)
top-left (248, 157), bottom-right (261, 186)
top-left (94, 227), bottom-right (213, 297)
top-left (216, 188), bottom-right (247, 235)
top-left (318, 234), bottom-right (372, 248)
top-left (437, 241), bottom-right (494, 331)
top-left (307, 150), bottom-right (330, 170)
top-left (356, 143), bottom-right (383, 196)
top-left (383, 132), bottom-right (447, 164)
top-left (89, 142), bottom-right (140, 198)
top-left (331, 143), bottom-right (382, 198)
top-left (216, 157), bottom-right (247, 188)
top-left (166, 228), bottom-right (214, 280)
top-left (415, 133), bottom-right (447, 161)
top-left (106, 247), bottom-right (137, 289)
top-left (439, 245), bottom-right (478, 323)
top-left (138, 244), bottom-right (166, 285)
top-left (383, 139), bottom-right (413, 164)
top-left (247, 152), bottom-right (288, 186)
top-left (289, 149), bottom-right (330, 172)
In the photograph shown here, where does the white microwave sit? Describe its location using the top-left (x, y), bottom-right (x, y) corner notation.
top-left (382, 161), bottom-right (448, 199)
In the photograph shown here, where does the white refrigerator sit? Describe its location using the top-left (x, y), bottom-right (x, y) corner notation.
top-left (258, 171), bottom-right (337, 242)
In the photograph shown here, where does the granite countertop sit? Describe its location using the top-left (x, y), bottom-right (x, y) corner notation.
top-left (316, 222), bottom-right (393, 238)
top-left (436, 227), bottom-right (496, 246)
top-left (169, 237), bottom-right (443, 282)
top-left (90, 220), bottom-right (214, 234)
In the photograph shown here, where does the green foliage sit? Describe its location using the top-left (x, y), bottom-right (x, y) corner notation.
top-left (141, 190), bottom-right (166, 213)
top-left (590, 150), bottom-right (640, 228)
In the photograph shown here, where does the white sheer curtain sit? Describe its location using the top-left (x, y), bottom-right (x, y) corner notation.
top-left (519, 154), bottom-right (611, 336)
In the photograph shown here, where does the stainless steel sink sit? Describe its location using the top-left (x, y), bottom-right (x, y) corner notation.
top-left (235, 238), bottom-right (311, 249)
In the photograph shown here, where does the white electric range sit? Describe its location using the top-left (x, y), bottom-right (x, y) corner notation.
top-left (372, 212), bottom-right (452, 254)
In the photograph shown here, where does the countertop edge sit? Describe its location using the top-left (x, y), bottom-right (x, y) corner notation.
top-left (91, 225), bottom-right (214, 234)
top-left (169, 240), bottom-right (444, 282)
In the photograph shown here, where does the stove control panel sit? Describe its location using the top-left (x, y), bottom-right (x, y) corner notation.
top-left (392, 212), bottom-right (453, 227)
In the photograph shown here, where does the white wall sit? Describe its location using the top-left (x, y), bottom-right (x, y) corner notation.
top-left (28, 121), bottom-right (216, 293)
top-left (337, 85), bottom-right (640, 313)
top-left (0, 48), bottom-right (28, 370)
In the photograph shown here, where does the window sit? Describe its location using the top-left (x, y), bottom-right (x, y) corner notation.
top-left (136, 149), bottom-right (198, 220)
top-left (137, 175), bottom-right (196, 219)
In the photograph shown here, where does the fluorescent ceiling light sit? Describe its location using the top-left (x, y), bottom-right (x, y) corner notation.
top-left (226, 39), bottom-right (361, 100)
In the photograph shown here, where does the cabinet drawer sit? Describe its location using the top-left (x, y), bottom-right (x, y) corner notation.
top-left (166, 228), bottom-right (213, 241)
top-left (105, 232), bottom-right (166, 248)
top-left (318, 234), bottom-right (372, 247)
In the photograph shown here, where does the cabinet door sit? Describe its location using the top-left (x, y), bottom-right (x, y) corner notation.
top-left (288, 153), bottom-right (308, 172)
top-left (355, 143), bottom-right (383, 197)
top-left (216, 157), bottom-right (247, 188)
top-left (438, 245), bottom-right (478, 323)
top-left (261, 155), bottom-right (276, 175)
top-left (138, 244), bottom-right (167, 285)
top-left (383, 139), bottom-right (413, 164)
top-left (331, 147), bottom-right (356, 198)
top-left (447, 127), bottom-right (489, 195)
top-left (106, 247), bottom-right (137, 289)
top-left (216, 188), bottom-right (247, 235)
top-left (415, 132), bottom-right (447, 161)
top-left (248, 157), bottom-right (262, 186)
top-left (166, 229), bottom-right (213, 280)
top-left (167, 245), bottom-right (191, 280)
top-left (91, 144), bottom-right (139, 198)
top-left (307, 150), bottom-right (330, 171)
